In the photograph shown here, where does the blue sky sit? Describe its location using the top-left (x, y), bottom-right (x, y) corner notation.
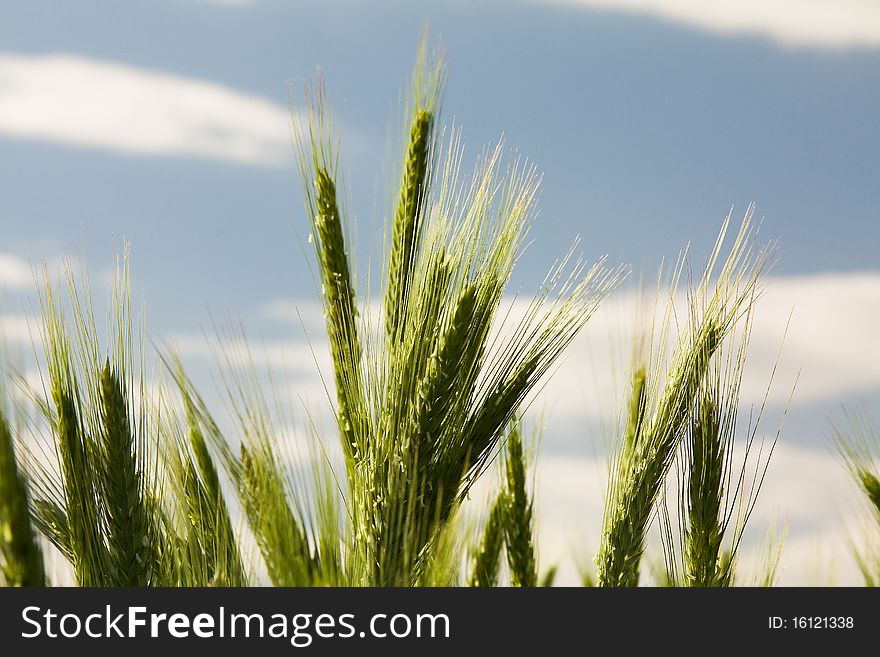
top-left (3, 1), bottom-right (879, 313)
top-left (2, 0), bottom-right (879, 584)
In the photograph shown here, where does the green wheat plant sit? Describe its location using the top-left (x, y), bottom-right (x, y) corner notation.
top-left (20, 257), bottom-right (178, 586)
top-left (0, 30), bottom-right (831, 590)
top-left (595, 210), bottom-right (772, 587)
top-left (292, 33), bottom-right (621, 586)
top-left (165, 339), bottom-right (336, 586)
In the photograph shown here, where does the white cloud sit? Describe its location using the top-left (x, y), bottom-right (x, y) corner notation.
top-left (167, 331), bottom-right (333, 379)
top-left (541, 0), bottom-right (880, 49)
top-left (0, 254), bottom-right (33, 290)
top-left (0, 53), bottom-right (297, 165)
top-left (0, 253), bottom-right (93, 295)
top-left (0, 315), bottom-right (35, 345)
top-left (259, 299), bottom-right (330, 334)
top-left (745, 273), bottom-right (880, 405)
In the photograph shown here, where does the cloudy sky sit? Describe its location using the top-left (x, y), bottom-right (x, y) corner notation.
top-left (2, 0), bottom-right (879, 584)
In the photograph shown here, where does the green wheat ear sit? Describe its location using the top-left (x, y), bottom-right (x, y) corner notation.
top-left (468, 491), bottom-right (506, 587)
top-left (238, 442), bottom-right (318, 586)
top-left (315, 166), bottom-right (362, 453)
top-left (97, 362), bottom-right (153, 586)
top-left (294, 81), bottom-right (367, 465)
top-left (178, 390), bottom-right (247, 587)
top-left (54, 382), bottom-right (107, 586)
top-left (385, 32), bottom-right (445, 345)
top-left (24, 255), bottom-right (181, 587)
top-left (0, 408), bottom-right (45, 586)
top-left (386, 109), bottom-right (434, 341)
top-left (411, 282), bottom-right (478, 461)
top-left (669, 308), bottom-right (779, 591)
top-left (504, 421), bottom-right (537, 587)
top-left (469, 420), bottom-right (541, 587)
top-left (683, 395), bottom-right (726, 587)
top-left (33, 268), bottom-right (107, 586)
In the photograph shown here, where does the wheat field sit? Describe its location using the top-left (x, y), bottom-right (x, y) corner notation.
top-left (1, 33), bottom-right (878, 589)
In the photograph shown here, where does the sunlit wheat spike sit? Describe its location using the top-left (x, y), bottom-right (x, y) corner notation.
top-left (314, 168), bottom-right (357, 336)
top-left (54, 383), bottom-right (107, 586)
top-left (23, 253), bottom-right (180, 586)
top-left (372, 276), bottom-right (504, 584)
top-left (411, 282), bottom-right (478, 460)
top-left (385, 30), bottom-right (445, 345)
top-left (597, 211), bottom-right (770, 588)
top-left (504, 421), bottom-right (537, 587)
top-left (97, 362), bottom-right (153, 586)
top-left (315, 167), bottom-right (359, 360)
top-left (468, 491), bottom-right (507, 587)
top-left (623, 366), bottom-right (647, 457)
top-left (184, 399), bottom-right (246, 587)
top-left (32, 265), bottom-right (109, 585)
top-left (684, 395), bottom-right (726, 587)
top-left (0, 409), bottom-right (45, 586)
top-left (239, 443), bottom-right (317, 586)
top-left (294, 79), bottom-right (367, 463)
top-left (597, 321), bottom-right (721, 588)
top-left (659, 289), bottom-right (781, 589)
top-left (386, 108), bottom-right (435, 343)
